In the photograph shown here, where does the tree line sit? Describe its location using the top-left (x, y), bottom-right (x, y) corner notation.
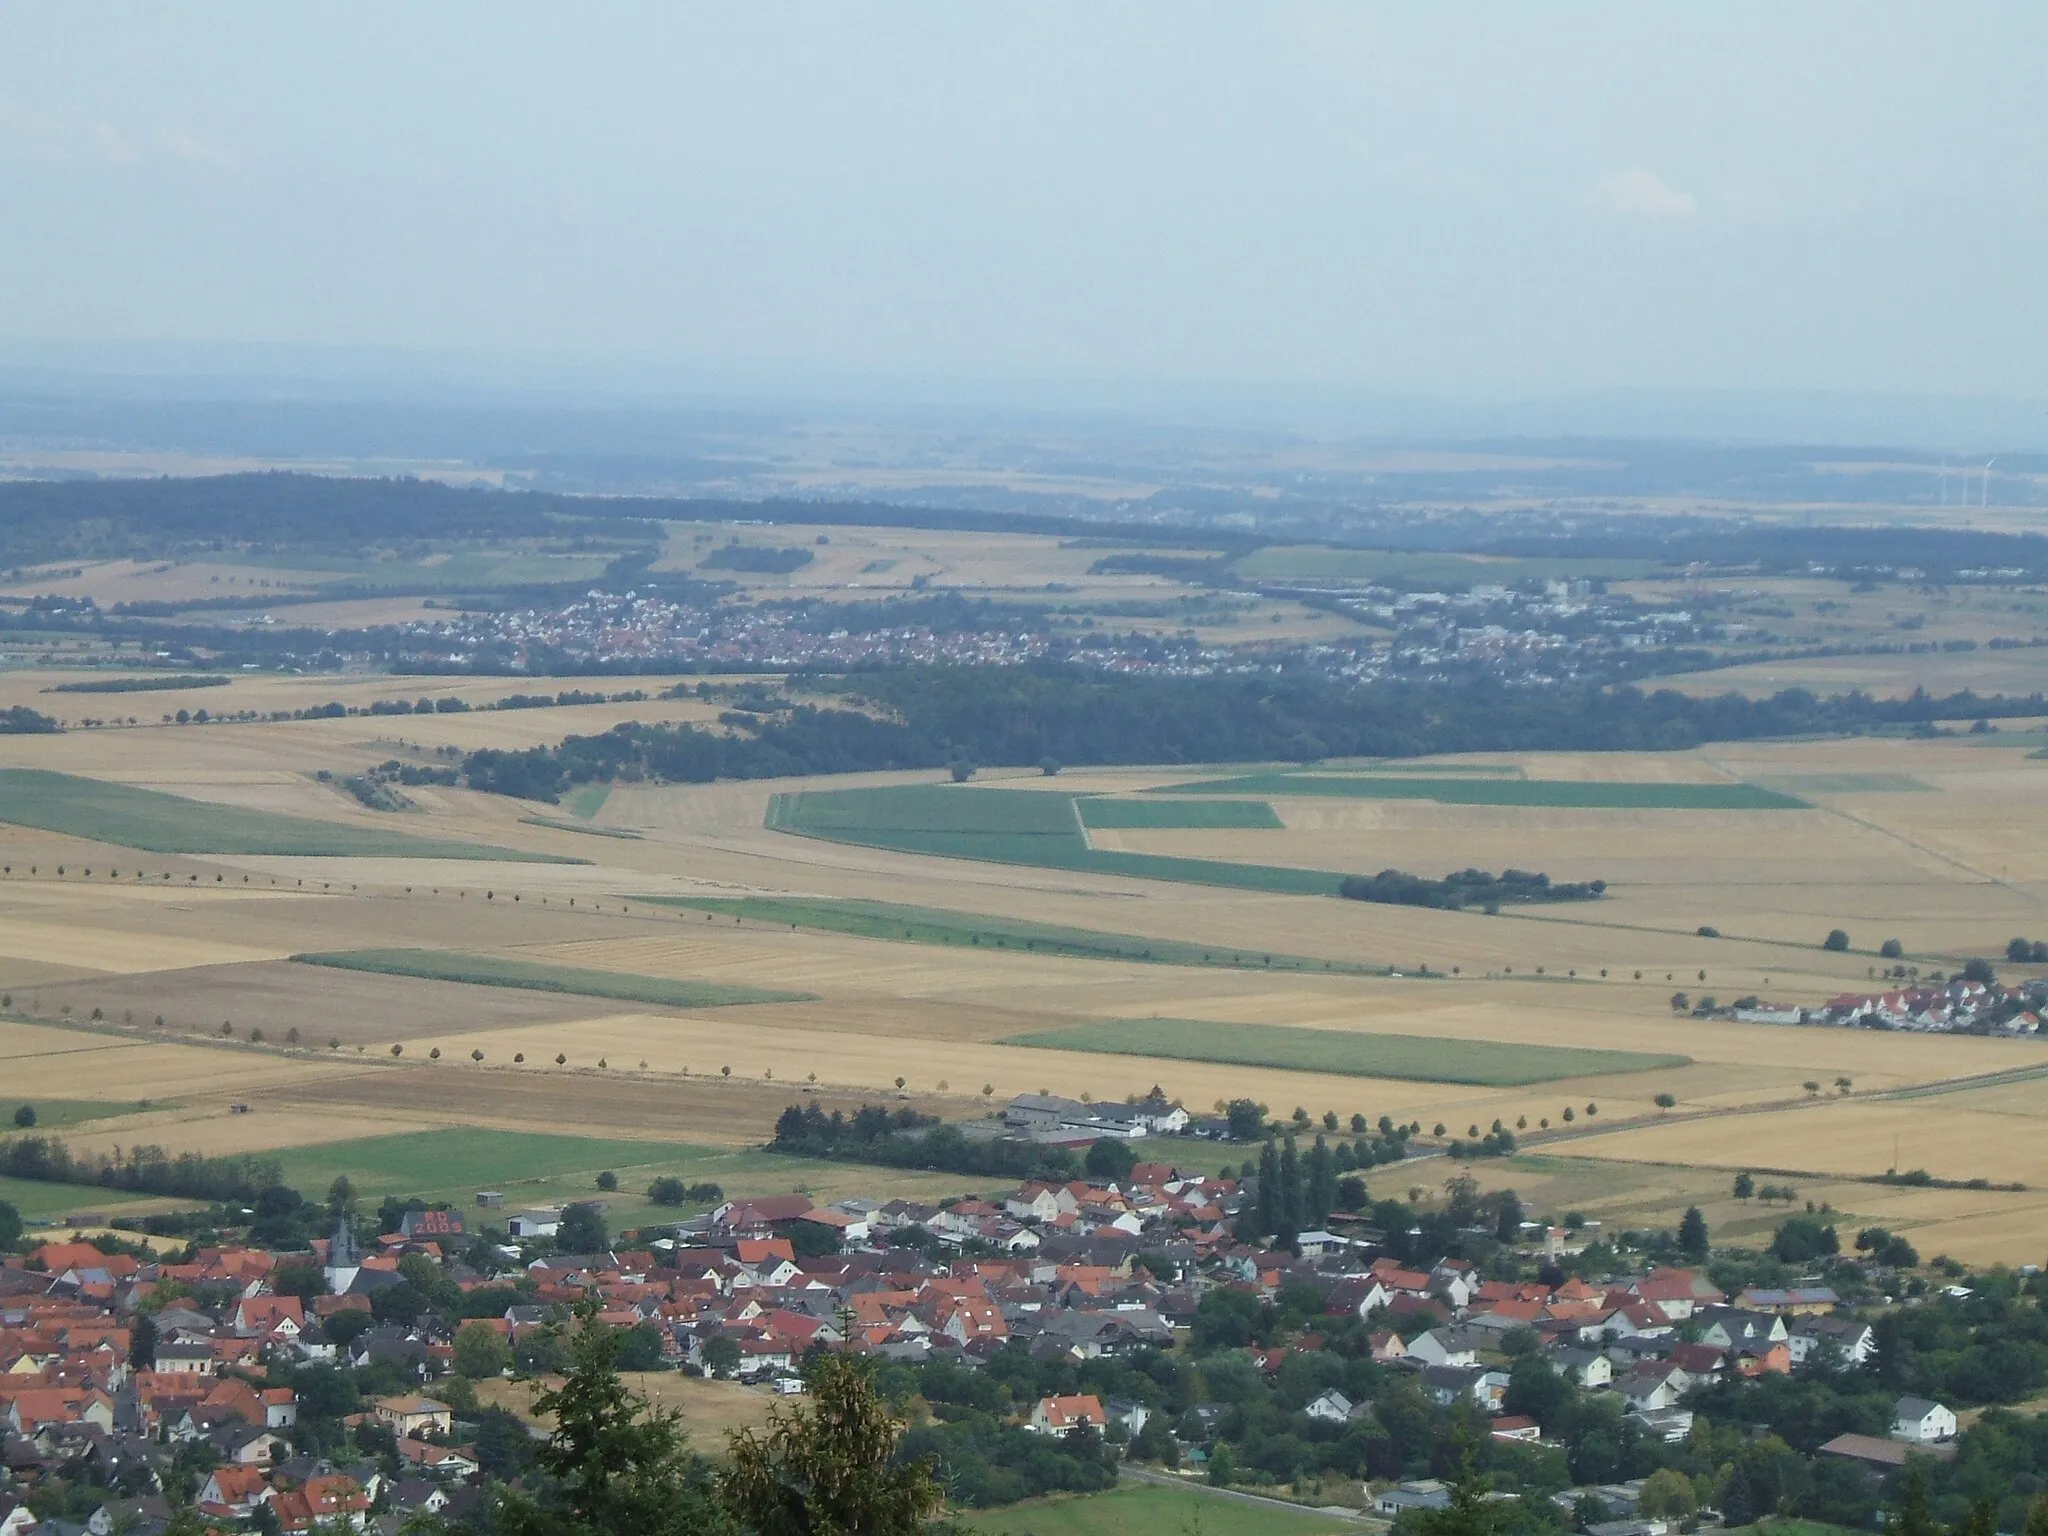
top-left (769, 1102), bottom-right (1088, 1184)
top-left (0, 1134), bottom-right (283, 1203)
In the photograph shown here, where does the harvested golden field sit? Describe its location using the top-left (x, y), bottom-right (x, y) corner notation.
top-left (0, 1020), bottom-right (350, 1104)
top-left (1565, 1095), bottom-right (2048, 1188)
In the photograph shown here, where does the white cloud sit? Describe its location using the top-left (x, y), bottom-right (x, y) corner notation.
top-left (0, 102), bottom-right (203, 167)
top-left (1591, 167), bottom-right (1697, 219)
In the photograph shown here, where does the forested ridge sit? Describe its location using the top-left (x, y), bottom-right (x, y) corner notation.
top-left (459, 666), bottom-right (2039, 801)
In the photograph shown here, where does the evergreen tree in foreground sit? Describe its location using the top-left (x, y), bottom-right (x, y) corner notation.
top-left (1414, 1436), bottom-right (1507, 1536)
top-left (474, 1302), bottom-right (943, 1536)
top-left (495, 1308), bottom-right (733, 1536)
top-left (723, 1349), bottom-right (944, 1534)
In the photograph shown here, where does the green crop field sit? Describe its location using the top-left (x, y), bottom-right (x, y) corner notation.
top-left (769, 787), bottom-right (1349, 897)
top-left (1004, 1018), bottom-right (1689, 1086)
top-left (642, 896), bottom-right (1388, 975)
top-left (961, 1484), bottom-right (1352, 1536)
top-left (1077, 798), bottom-right (1282, 830)
top-left (0, 768), bottom-right (580, 860)
top-left (262, 1129), bottom-right (960, 1229)
top-left (520, 816), bottom-right (643, 840)
top-left (289, 949), bottom-right (812, 1008)
top-left (1159, 773), bottom-right (1808, 810)
top-left (1313, 761), bottom-right (1522, 777)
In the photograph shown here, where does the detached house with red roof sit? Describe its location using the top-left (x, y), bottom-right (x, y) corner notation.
top-left (1028, 1394), bottom-right (1107, 1435)
top-left (232, 1296), bottom-right (305, 1344)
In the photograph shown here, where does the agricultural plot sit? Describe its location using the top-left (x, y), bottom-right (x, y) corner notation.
top-left (1230, 545), bottom-right (1665, 587)
top-left (1075, 798), bottom-right (1282, 830)
top-left (640, 896), bottom-right (1387, 975)
top-left (769, 786), bottom-right (1349, 896)
top-left (0, 1173), bottom-right (181, 1224)
top-left (2, 1100), bottom-right (151, 1130)
top-left (19, 958), bottom-right (627, 1049)
top-left (1159, 773), bottom-right (1808, 810)
top-left (0, 768), bottom-right (571, 860)
top-left (290, 949), bottom-right (812, 1009)
top-left (1003, 1017), bottom-right (1690, 1086)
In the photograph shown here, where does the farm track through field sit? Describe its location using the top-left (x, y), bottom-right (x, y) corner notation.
top-left (1864, 1060), bottom-right (2048, 1101)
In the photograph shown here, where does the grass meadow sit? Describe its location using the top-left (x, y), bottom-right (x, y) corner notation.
top-left (289, 949), bottom-right (812, 1008)
top-left (1004, 1017), bottom-right (1691, 1086)
top-left (960, 1484), bottom-right (1354, 1535)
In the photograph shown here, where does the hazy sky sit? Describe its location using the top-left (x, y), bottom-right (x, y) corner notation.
top-left (3, 4), bottom-right (2045, 402)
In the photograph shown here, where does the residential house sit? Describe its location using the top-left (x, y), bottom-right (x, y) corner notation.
top-left (1736, 1286), bottom-right (1839, 1316)
top-left (1549, 1346), bottom-right (1614, 1389)
top-left (1304, 1389), bottom-right (1355, 1424)
top-left (1403, 1326), bottom-right (1480, 1368)
top-left (196, 1466), bottom-right (273, 1522)
top-left (1891, 1396), bottom-right (1958, 1444)
top-left (1027, 1394), bottom-right (1107, 1435)
top-left (373, 1396), bottom-right (453, 1439)
top-left (271, 1474), bottom-right (372, 1534)
top-left (1789, 1316), bottom-right (1876, 1368)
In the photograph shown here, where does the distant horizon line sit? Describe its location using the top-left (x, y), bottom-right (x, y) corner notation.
top-left (3, 337), bottom-right (2047, 454)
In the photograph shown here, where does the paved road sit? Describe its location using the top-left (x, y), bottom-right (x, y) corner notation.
top-left (1117, 1464), bottom-right (1377, 1525)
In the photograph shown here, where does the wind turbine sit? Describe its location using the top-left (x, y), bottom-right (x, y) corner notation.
top-left (1983, 458), bottom-right (1996, 508)
top-left (1938, 458), bottom-right (1949, 507)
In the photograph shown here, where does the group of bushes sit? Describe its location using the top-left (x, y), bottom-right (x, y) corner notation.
top-left (1339, 866), bottom-right (1605, 912)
